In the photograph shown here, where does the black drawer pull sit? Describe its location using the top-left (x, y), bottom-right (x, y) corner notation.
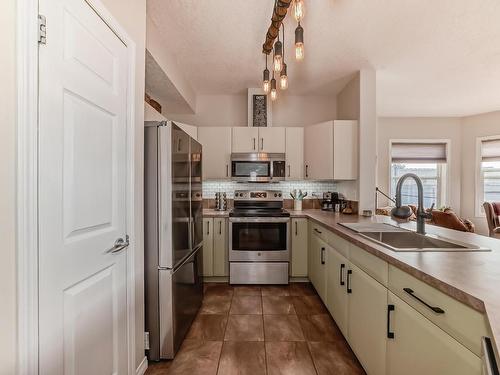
top-left (321, 247), bottom-right (325, 265)
top-left (403, 288), bottom-right (445, 314)
top-left (340, 264), bottom-right (345, 285)
top-left (314, 228), bottom-right (322, 234)
top-left (387, 304), bottom-right (395, 339)
top-left (346, 269), bottom-right (352, 293)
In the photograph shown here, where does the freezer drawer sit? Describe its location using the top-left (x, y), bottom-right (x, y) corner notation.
top-left (156, 247), bottom-right (203, 360)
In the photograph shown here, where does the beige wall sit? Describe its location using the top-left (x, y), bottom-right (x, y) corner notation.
top-left (377, 117), bottom-right (463, 212)
top-left (0, 0), bottom-right (17, 374)
top-left (167, 93), bottom-right (337, 127)
top-left (461, 110), bottom-right (500, 235)
top-left (336, 72), bottom-right (360, 121)
top-left (98, 0), bottom-right (147, 370)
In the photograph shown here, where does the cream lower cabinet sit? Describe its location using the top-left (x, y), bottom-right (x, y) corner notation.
top-left (213, 218), bottom-right (228, 276)
top-left (202, 218), bottom-right (214, 276)
top-left (309, 231), bottom-right (328, 303)
top-left (202, 218), bottom-right (228, 277)
top-left (387, 291), bottom-right (481, 375)
top-left (291, 218), bottom-right (308, 277)
top-left (326, 247), bottom-right (348, 337)
top-left (347, 263), bottom-right (387, 375)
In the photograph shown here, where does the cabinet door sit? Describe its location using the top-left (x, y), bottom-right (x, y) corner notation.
top-left (213, 218), bottom-right (228, 276)
top-left (304, 121), bottom-right (334, 180)
top-left (291, 218), bottom-right (308, 277)
top-left (326, 248), bottom-right (348, 338)
top-left (348, 263), bottom-right (387, 375)
top-left (285, 128), bottom-right (304, 179)
top-left (202, 218), bottom-right (214, 276)
top-left (314, 237), bottom-right (328, 303)
top-left (387, 292), bottom-right (481, 375)
top-left (308, 226), bottom-right (316, 286)
top-left (258, 127), bottom-right (285, 153)
top-left (333, 120), bottom-right (358, 180)
top-left (197, 127), bottom-right (231, 180)
top-left (232, 127), bottom-right (259, 152)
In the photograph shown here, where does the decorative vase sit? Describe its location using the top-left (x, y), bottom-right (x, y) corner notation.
top-left (294, 199), bottom-right (303, 211)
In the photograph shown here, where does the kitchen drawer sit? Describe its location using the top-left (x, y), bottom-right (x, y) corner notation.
top-left (388, 265), bottom-right (489, 356)
top-left (329, 232), bottom-right (350, 258)
top-left (310, 222), bottom-right (330, 244)
top-left (349, 244), bottom-right (388, 286)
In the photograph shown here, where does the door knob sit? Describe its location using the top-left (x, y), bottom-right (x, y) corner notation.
top-left (105, 235), bottom-right (130, 254)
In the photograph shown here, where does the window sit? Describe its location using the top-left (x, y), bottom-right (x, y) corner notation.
top-left (390, 142), bottom-right (448, 208)
top-left (479, 138), bottom-right (500, 206)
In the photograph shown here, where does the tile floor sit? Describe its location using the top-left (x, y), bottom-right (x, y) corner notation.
top-left (146, 282), bottom-right (365, 375)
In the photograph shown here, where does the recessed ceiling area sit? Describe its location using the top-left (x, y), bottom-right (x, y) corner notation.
top-left (147, 0), bottom-right (500, 117)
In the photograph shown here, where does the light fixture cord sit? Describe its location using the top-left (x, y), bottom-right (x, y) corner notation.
top-left (282, 23), bottom-right (285, 61)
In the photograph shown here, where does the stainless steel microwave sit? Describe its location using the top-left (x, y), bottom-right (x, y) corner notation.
top-left (231, 153), bottom-right (286, 182)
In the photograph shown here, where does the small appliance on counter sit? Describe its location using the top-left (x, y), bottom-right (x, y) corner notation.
top-left (215, 192), bottom-right (228, 211)
top-left (321, 192), bottom-right (347, 212)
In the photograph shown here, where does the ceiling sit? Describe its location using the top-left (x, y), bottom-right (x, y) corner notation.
top-left (147, 0), bottom-right (500, 117)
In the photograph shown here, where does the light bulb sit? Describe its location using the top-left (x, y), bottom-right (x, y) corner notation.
top-left (263, 67), bottom-right (270, 93)
top-left (280, 63), bottom-right (288, 90)
top-left (273, 40), bottom-right (283, 72)
top-left (295, 43), bottom-right (304, 60)
top-left (273, 55), bottom-right (283, 72)
top-left (294, 0), bottom-right (305, 22)
top-left (263, 80), bottom-right (270, 93)
top-left (295, 24), bottom-right (304, 61)
top-left (271, 88), bottom-right (278, 101)
top-left (271, 77), bottom-right (277, 101)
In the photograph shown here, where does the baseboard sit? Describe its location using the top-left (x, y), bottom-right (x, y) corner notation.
top-left (136, 356), bottom-right (148, 375)
top-left (289, 277), bottom-right (310, 282)
top-left (203, 276), bottom-right (229, 283)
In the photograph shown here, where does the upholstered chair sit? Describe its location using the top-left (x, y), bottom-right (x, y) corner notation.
top-left (483, 202), bottom-right (500, 239)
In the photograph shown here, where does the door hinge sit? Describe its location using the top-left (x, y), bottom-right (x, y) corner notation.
top-left (144, 332), bottom-right (150, 350)
top-left (38, 15), bottom-right (46, 44)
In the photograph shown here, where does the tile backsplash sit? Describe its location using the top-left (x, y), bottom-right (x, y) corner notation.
top-left (202, 180), bottom-right (338, 200)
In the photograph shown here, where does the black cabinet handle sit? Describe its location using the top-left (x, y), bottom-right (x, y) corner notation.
top-left (346, 269), bottom-right (352, 293)
top-left (305, 165), bottom-right (309, 178)
top-left (219, 220), bottom-right (222, 235)
top-left (340, 264), bottom-right (345, 286)
top-left (206, 221), bottom-right (210, 235)
top-left (295, 221), bottom-right (298, 236)
top-left (261, 138), bottom-right (264, 150)
top-left (253, 138), bottom-right (256, 150)
top-left (321, 247), bottom-right (325, 265)
top-left (403, 288), bottom-right (445, 314)
top-left (387, 304), bottom-right (395, 339)
top-left (226, 164), bottom-right (228, 177)
top-left (482, 337), bottom-right (500, 375)
top-left (314, 228), bottom-right (322, 234)
top-left (288, 165), bottom-right (291, 177)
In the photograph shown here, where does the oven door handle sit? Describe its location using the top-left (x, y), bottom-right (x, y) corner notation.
top-left (229, 217), bottom-right (290, 223)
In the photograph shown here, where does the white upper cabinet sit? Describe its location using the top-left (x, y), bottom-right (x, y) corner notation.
top-left (232, 127), bottom-right (259, 152)
top-left (232, 127), bottom-right (285, 153)
top-left (304, 120), bottom-right (358, 180)
top-left (304, 121), bottom-right (334, 179)
top-left (285, 128), bottom-right (304, 179)
top-left (258, 127), bottom-right (286, 153)
top-left (333, 120), bottom-right (358, 180)
top-left (197, 127), bottom-right (232, 180)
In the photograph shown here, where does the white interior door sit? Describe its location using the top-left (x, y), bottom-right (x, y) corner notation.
top-left (38, 0), bottom-right (130, 373)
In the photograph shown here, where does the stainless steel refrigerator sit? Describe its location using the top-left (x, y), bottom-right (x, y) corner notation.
top-left (144, 121), bottom-right (203, 360)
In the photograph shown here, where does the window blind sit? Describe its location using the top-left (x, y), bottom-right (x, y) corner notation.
top-left (391, 142), bottom-right (447, 163)
top-left (481, 138), bottom-right (500, 162)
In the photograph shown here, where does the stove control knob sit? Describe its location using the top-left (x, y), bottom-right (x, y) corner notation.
top-left (274, 193), bottom-right (278, 197)
top-left (278, 193), bottom-right (282, 197)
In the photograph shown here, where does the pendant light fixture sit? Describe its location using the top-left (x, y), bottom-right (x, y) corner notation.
top-left (295, 22), bottom-right (304, 61)
top-left (280, 25), bottom-right (288, 90)
top-left (271, 73), bottom-right (278, 101)
top-left (294, 0), bottom-right (305, 22)
top-left (273, 38), bottom-right (283, 72)
top-left (262, 55), bottom-right (270, 93)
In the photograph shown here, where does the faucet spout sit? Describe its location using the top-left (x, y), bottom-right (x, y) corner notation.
top-left (391, 173), bottom-right (432, 235)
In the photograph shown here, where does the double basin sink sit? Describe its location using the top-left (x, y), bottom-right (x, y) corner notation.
top-left (339, 222), bottom-right (490, 252)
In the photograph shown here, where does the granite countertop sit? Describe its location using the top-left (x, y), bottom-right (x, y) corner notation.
top-left (203, 208), bottom-right (500, 357)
